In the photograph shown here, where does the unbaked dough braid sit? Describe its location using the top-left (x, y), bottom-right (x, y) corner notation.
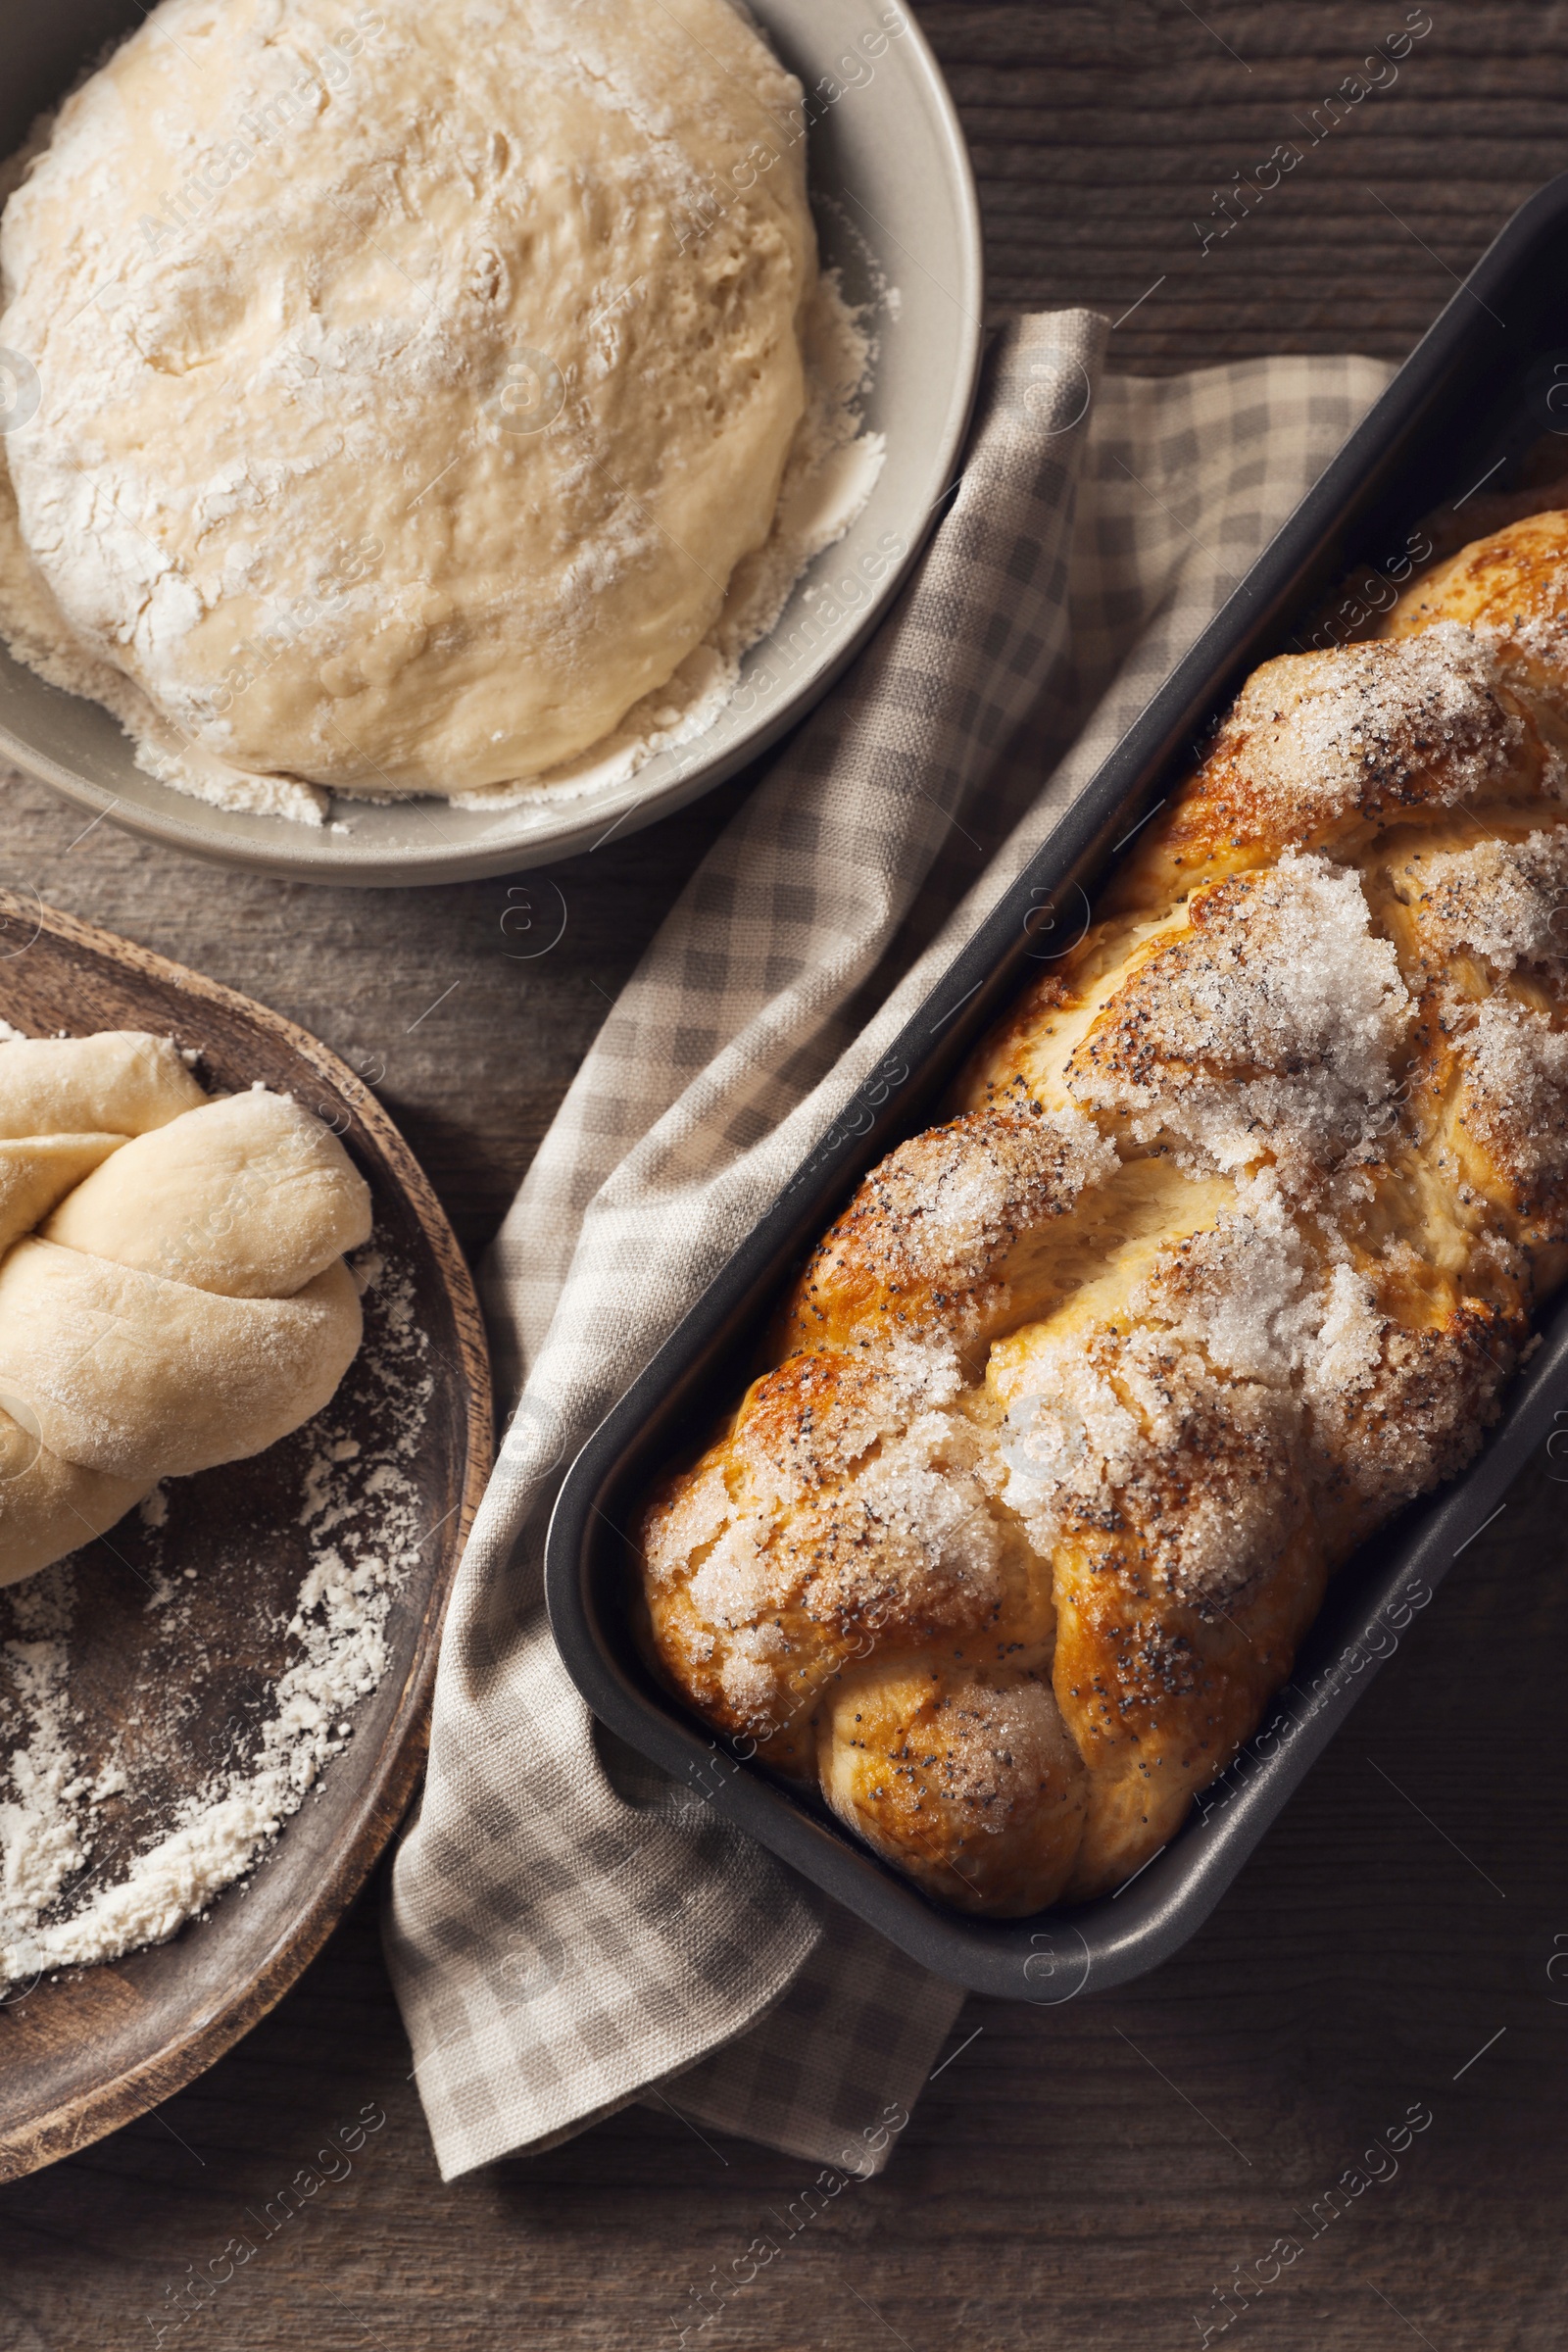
top-left (639, 510), bottom-right (1568, 1917)
top-left (0, 1033), bottom-right (371, 1586)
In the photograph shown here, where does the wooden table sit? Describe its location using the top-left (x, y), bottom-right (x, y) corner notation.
top-left (3, 6), bottom-right (1567, 2346)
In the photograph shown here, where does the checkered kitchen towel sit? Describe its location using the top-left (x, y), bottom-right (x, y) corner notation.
top-left (385, 312), bottom-right (1394, 2180)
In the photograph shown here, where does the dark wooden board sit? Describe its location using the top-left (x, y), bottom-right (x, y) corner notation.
top-left (0, 897), bottom-right (491, 2182)
top-left (1, 2), bottom-right (1567, 2346)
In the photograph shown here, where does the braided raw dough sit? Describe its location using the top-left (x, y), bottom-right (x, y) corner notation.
top-left (0, 1034), bottom-right (370, 1586)
top-left (640, 509), bottom-right (1568, 1917)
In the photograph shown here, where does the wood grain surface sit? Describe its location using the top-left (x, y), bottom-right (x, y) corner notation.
top-left (2, 4), bottom-right (1567, 2348)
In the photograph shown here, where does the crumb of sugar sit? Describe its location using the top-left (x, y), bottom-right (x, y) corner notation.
top-left (0, 1247), bottom-right (431, 1990)
top-left (1068, 852), bottom-right (1412, 1183)
top-left (1408, 827), bottom-right (1568, 970)
top-left (1209, 624), bottom-right (1561, 826)
top-left (1459, 992), bottom-right (1568, 1181)
top-left (1301, 1260), bottom-right (1384, 1405)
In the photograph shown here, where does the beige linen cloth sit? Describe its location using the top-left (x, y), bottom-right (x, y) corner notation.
top-left (386, 312), bottom-right (1394, 2180)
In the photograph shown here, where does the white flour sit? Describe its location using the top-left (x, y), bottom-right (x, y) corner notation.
top-left (0, 1244), bottom-right (430, 1992)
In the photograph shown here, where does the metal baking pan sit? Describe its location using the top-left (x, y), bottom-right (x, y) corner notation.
top-left (546, 171), bottom-right (1568, 2001)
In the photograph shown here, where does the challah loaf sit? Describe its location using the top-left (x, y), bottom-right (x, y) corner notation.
top-left (638, 508), bottom-right (1568, 1917)
top-left (0, 1032), bottom-right (371, 1585)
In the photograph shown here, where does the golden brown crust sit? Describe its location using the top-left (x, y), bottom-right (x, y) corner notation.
top-left (638, 508), bottom-right (1568, 1916)
top-left (1382, 507), bottom-right (1568, 758)
top-left (1384, 506), bottom-right (1568, 649)
top-left (819, 1659), bottom-right (1089, 1914)
top-left (1106, 626), bottom-right (1562, 915)
top-left (775, 1100), bottom-right (1117, 1361)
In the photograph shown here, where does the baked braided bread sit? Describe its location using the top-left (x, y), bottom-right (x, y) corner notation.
top-left (637, 508), bottom-right (1568, 1917)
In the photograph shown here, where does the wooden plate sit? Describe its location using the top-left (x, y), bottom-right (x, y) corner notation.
top-left (0, 893), bottom-right (491, 2180)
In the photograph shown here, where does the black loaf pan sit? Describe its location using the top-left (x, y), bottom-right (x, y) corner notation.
top-left (546, 172), bottom-right (1568, 2001)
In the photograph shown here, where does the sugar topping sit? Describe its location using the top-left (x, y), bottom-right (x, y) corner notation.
top-left (983, 1162), bottom-right (1489, 1605)
top-left (995, 1324), bottom-right (1297, 1609)
top-left (1458, 993), bottom-right (1568, 1185)
top-left (1404, 825), bottom-right (1568, 971)
top-left (688, 1408), bottom-right (1004, 1648)
top-left (997, 1348), bottom-right (1139, 1513)
top-left (844, 1411), bottom-right (1004, 1612)
top-left (1132, 1173), bottom-right (1319, 1382)
top-left (1067, 852), bottom-right (1412, 1181)
top-left (866, 1105), bottom-right (1116, 1295)
top-left (717, 1622), bottom-right (789, 1717)
top-left (922, 1681), bottom-right (1076, 1821)
top-left (1477, 612), bottom-right (1568, 676)
top-left (1193, 624), bottom-right (1557, 839)
top-left (1303, 1280), bottom-right (1514, 1507)
top-left (684, 1510), bottom-right (777, 1635)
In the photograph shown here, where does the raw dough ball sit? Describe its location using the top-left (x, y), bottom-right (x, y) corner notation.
top-left (0, 0), bottom-right (816, 797)
top-left (45, 1088), bottom-right (373, 1296)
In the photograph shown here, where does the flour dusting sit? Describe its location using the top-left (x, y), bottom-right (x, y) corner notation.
top-left (0, 1244), bottom-right (430, 1991)
top-left (446, 272), bottom-right (885, 819)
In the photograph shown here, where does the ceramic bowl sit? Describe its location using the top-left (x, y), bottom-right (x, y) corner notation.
top-left (0, 1), bottom-right (983, 885)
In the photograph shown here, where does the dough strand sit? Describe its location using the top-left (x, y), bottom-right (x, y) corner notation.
top-left (0, 1034), bottom-right (371, 1586)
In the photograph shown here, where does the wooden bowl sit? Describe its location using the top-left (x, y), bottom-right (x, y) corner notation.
top-left (0, 893), bottom-right (491, 2179)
